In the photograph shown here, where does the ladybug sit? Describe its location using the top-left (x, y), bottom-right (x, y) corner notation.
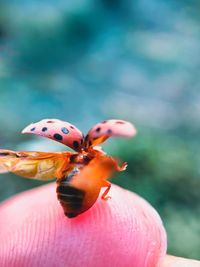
top-left (0, 119), bottom-right (136, 218)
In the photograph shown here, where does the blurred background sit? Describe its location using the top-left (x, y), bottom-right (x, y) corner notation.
top-left (0, 0), bottom-right (200, 260)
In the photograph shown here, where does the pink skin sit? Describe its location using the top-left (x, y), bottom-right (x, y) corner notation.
top-left (0, 184), bottom-right (167, 267)
top-left (87, 119), bottom-right (137, 141)
top-left (22, 119), bottom-right (84, 151)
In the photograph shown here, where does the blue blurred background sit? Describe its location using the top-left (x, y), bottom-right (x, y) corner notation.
top-left (0, 0), bottom-right (200, 259)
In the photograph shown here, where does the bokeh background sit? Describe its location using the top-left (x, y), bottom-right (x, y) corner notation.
top-left (0, 0), bottom-right (200, 260)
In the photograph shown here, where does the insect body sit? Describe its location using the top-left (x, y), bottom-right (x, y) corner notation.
top-left (0, 119), bottom-right (136, 218)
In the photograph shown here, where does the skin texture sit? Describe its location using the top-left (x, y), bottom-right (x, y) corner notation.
top-left (0, 184), bottom-right (199, 267)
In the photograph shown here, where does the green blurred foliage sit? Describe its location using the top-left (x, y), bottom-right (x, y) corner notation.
top-left (111, 128), bottom-right (200, 259)
top-left (0, 0), bottom-right (200, 260)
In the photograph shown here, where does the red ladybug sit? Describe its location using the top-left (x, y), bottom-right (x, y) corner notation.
top-left (0, 119), bottom-right (136, 218)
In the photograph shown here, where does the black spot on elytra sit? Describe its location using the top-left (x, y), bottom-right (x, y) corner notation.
top-left (107, 129), bottom-right (112, 135)
top-left (31, 127), bottom-right (36, 131)
top-left (42, 127), bottom-right (48, 132)
top-left (95, 127), bottom-right (101, 132)
top-left (73, 141), bottom-right (79, 150)
top-left (54, 133), bottom-right (63, 141)
top-left (61, 127), bottom-right (69, 134)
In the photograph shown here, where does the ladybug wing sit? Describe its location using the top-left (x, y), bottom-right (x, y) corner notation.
top-left (85, 119), bottom-right (136, 147)
top-left (0, 150), bottom-right (73, 180)
top-left (22, 119), bottom-right (84, 151)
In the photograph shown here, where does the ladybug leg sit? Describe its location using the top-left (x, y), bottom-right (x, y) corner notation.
top-left (113, 160), bottom-right (127, 171)
top-left (108, 156), bottom-right (127, 172)
top-left (101, 181), bottom-right (111, 201)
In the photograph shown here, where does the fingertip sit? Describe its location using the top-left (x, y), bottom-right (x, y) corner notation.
top-left (160, 255), bottom-right (200, 267)
top-left (0, 183), bottom-right (167, 267)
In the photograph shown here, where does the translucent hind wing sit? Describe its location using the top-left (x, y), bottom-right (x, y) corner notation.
top-left (0, 150), bottom-right (73, 180)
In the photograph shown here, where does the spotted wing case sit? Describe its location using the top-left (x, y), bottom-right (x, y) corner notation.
top-left (86, 119), bottom-right (137, 146)
top-left (22, 119), bottom-right (84, 151)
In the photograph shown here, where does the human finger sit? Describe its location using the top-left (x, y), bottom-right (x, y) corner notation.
top-left (0, 183), bottom-right (167, 267)
top-left (160, 255), bottom-right (200, 267)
